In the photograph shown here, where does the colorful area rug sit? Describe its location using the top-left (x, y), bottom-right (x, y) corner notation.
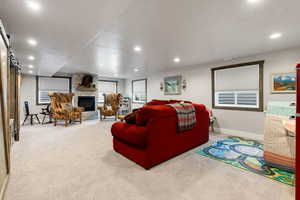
top-left (196, 136), bottom-right (294, 186)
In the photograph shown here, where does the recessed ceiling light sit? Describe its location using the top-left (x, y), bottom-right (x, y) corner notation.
top-left (27, 38), bottom-right (37, 46)
top-left (99, 64), bottom-right (103, 67)
top-left (28, 64), bottom-right (34, 68)
top-left (28, 70), bottom-right (33, 74)
top-left (269, 33), bottom-right (282, 40)
top-left (134, 46), bottom-right (142, 52)
top-left (26, 1), bottom-right (41, 11)
top-left (173, 57), bottom-right (181, 63)
top-left (134, 68), bottom-right (139, 72)
top-left (28, 56), bottom-right (35, 60)
top-left (247, 0), bottom-right (261, 3)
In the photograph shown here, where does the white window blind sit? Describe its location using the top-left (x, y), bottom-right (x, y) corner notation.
top-left (216, 91), bottom-right (259, 108)
top-left (132, 79), bottom-right (146, 103)
top-left (214, 64), bottom-right (260, 109)
top-left (98, 81), bottom-right (117, 102)
top-left (38, 77), bottom-right (70, 104)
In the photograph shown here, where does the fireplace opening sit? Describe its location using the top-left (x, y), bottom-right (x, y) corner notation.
top-left (78, 96), bottom-right (95, 111)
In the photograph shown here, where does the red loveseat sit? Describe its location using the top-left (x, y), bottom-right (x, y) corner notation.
top-left (111, 100), bottom-right (210, 169)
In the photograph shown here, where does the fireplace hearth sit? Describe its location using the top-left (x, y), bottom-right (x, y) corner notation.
top-left (78, 96), bottom-right (95, 111)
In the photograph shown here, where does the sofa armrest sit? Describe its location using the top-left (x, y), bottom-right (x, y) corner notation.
top-left (111, 122), bottom-right (132, 135)
top-left (111, 122), bottom-right (148, 148)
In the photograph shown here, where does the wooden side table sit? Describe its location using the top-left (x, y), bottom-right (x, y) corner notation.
top-left (210, 117), bottom-right (216, 132)
top-left (118, 115), bottom-right (125, 122)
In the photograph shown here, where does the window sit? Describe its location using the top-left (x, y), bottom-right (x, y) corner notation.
top-left (212, 61), bottom-right (264, 111)
top-left (36, 76), bottom-right (71, 105)
top-left (132, 79), bottom-right (147, 103)
top-left (98, 80), bottom-right (118, 103)
top-left (215, 91), bottom-right (259, 108)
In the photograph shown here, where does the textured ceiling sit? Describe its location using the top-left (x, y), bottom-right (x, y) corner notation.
top-left (1, 0), bottom-right (300, 78)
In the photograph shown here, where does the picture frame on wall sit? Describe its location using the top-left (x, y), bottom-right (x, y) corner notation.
top-left (271, 72), bottom-right (296, 94)
top-left (164, 75), bottom-right (182, 95)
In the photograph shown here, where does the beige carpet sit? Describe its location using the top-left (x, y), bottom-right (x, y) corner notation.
top-left (4, 120), bottom-right (295, 200)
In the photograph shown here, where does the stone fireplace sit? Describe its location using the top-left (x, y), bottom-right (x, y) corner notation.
top-left (72, 73), bottom-right (98, 120)
top-left (78, 96), bottom-right (95, 111)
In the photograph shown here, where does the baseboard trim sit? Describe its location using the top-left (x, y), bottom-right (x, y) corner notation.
top-left (0, 175), bottom-right (9, 200)
top-left (214, 128), bottom-right (263, 141)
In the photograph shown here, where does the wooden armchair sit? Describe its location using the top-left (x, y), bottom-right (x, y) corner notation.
top-left (98, 93), bottom-right (122, 120)
top-left (48, 92), bottom-right (84, 127)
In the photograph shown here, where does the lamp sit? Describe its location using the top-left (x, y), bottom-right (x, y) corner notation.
top-left (160, 82), bottom-right (164, 91)
top-left (182, 79), bottom-right (187, 90)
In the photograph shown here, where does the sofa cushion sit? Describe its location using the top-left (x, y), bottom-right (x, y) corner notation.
top-left (145, 99), bottom-right (192, 106)
top-left (169, 100), bottom-right (192, 104)
top-left (111, 122), bottom-right (148, 148)
top-left (136, 105), bottom-right (176, 126)
top-left (146, 99), bottom-right (170, 106)
top-left (136, 103), bottom-right (207, 126)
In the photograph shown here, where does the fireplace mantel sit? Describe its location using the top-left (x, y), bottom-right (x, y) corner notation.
top-left (72, 73), bottom-right (99, 120)
top-left (76, 86), bottom-right (97, 92)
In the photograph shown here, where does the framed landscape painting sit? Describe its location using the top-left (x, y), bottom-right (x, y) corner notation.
top-left (164, 75), bottom-right (182, 95)
top-left (271, 72), bottom-right (296, 94)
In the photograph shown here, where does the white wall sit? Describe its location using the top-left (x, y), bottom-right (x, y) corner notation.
top-left (20, 75), bottom-right (126, 122)
top-left (20, 75), bottom-right (43, 122)
top-left (125, 47), bottom-right (300, 138)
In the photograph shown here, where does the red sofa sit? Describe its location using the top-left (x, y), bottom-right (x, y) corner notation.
top-left (111, 100), bottom-right (210, 169)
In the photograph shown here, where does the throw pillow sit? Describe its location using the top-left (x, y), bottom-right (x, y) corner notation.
top-left (124, 112), bottom-right (136, 124)
top-left (146, 100), bottom-right (169, 106)
top-left (169, 100), bottom-right (192, 104)
top-left (61, 103), bottom-right (73, 112)
top-left (124, 109), bottom-right (139, 124)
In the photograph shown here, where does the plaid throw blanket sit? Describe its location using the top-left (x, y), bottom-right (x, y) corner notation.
top-left (168, 103), bottom-right (196, 132)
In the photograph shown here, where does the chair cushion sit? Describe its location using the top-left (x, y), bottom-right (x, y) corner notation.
top-left (111, 122), bottom-right (148, 148)
top-left (102, 110), bottom-right (116, 115)
top-left (61, 103), bottom-right (73, 112)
